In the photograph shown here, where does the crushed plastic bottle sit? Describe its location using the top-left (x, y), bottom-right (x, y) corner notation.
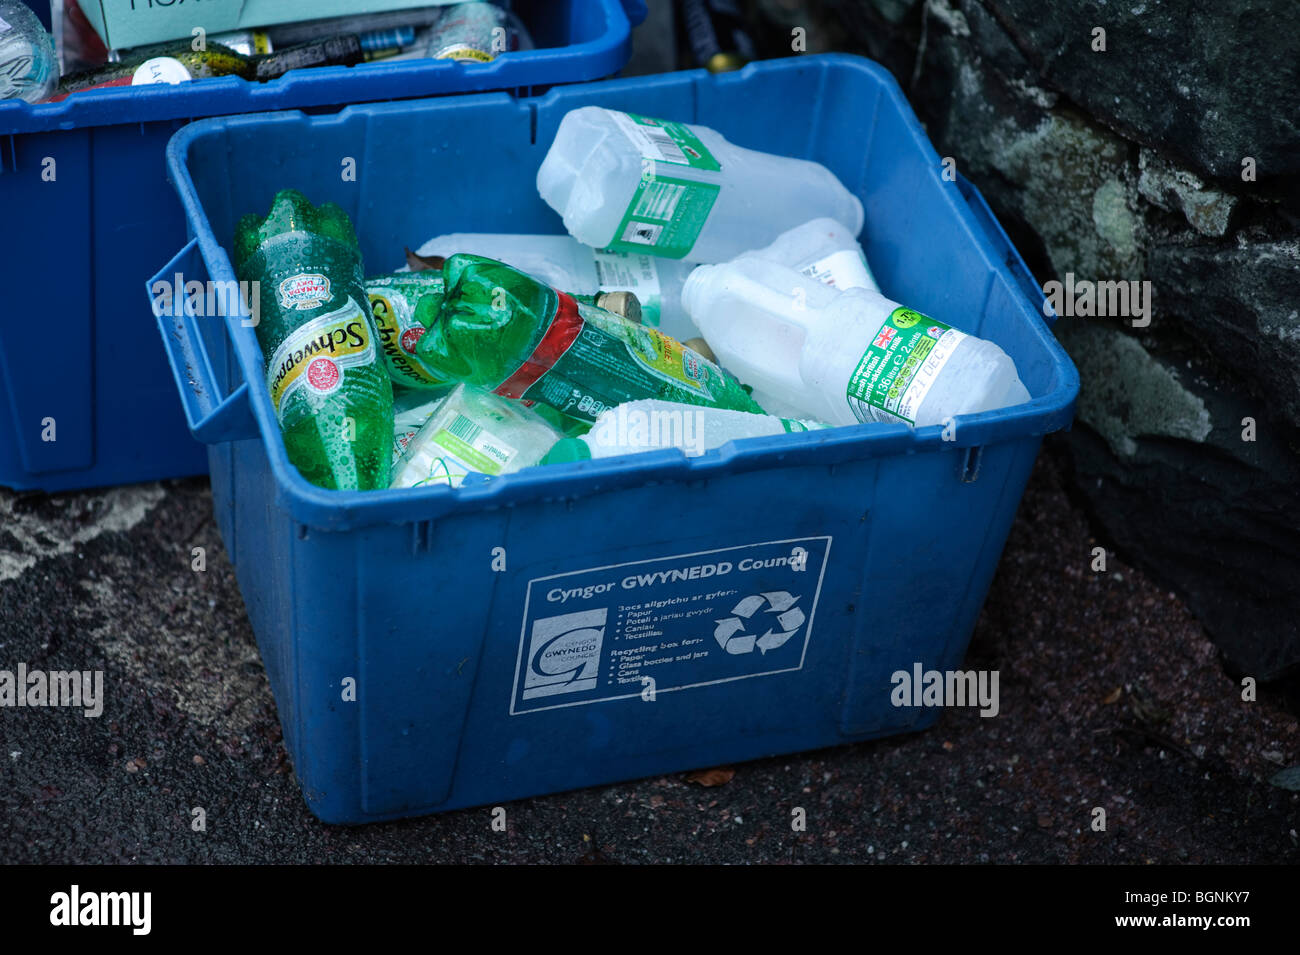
top-left (416, 253), bottom-right (764, 428)
top-left (681, 256), bottom-right (1031, 428)
top-left (391, 384), bottom-right (559, 489)
top-left (542, 399), bottom-right (828, 463)
top-left (410, 233), bottom-right (692, 339)
top-left (537, 107), bottom-right (864, 263)
top-left (365, 272), bottom-right (453, 392)
top-left (0, 0), bottom-right (57, 103)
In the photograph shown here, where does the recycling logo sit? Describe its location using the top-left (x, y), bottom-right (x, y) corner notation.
top-left (713, 592), bottom-right (805, 655)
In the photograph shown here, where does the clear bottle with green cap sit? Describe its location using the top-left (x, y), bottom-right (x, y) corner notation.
top-left (415, 253), bottom-right (765, 429)
top-left (235, 189), bottom-right (393, 491)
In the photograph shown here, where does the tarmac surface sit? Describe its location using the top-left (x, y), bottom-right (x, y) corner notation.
top-left (2, 446), bottom-right (1296, 864)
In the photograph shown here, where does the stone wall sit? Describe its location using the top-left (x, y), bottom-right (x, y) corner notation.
top-left (753, 0), bottom-right (1300, 681)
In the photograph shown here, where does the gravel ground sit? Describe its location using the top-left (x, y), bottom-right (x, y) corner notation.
top-left (1, 442), bottom-right (1296, 864)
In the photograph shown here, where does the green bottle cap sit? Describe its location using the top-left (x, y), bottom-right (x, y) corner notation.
top-left (541, 438), bottom-right (593, 465)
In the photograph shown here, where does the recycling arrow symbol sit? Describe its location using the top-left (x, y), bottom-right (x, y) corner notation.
top-left (713, 591), bottom-right (805, 655)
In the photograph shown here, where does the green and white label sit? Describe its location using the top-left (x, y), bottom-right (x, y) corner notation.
top-left (400, 414), bottom-right (518, 488)
top-left (522, 302), bottom-right (732, 422)
top-left (604, 110), bottom-right (722, 259)
top-left (846, 307), bottom-right (967, 424)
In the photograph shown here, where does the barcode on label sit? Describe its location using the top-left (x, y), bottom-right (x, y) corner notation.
top-left (633, 180), bottom-right (685, 222)
top-left (641, 126), bottom-right (686, 164)
top-left (448, 414), bottom-right (483, 444)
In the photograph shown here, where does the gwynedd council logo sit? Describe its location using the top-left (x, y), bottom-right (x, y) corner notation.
top-left (278, 273), bottom-right (331, 310)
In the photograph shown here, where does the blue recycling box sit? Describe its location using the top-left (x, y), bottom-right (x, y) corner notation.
top-left (159, 54), bottom-right (1078, 823)
top-left (0, 0), bottom-right (643, 492)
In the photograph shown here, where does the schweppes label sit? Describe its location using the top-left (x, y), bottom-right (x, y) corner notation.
top-left (367, 286), bottom-right (450, 390)
top-left (265, 302), bottom-right (375, 421)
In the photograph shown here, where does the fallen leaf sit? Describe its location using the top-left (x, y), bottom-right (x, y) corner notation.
top-left (1103, 687), bottom-right (1123, 704)
top-left (405, 248), bottom-right (445, 272)
top-left (686, 767), bottom-right (735, 787)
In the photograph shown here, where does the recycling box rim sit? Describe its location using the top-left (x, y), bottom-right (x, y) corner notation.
top-left (162, 53), bottom-right (1079, 533)
top-left (0, 0), bottom-right (638, 137)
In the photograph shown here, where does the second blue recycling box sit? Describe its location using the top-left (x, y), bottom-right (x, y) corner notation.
top-left (160, 54), bottom-right (1078, 823)
top-left (0, 0), bottom-right (644, 492)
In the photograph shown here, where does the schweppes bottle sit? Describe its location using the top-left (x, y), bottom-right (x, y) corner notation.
top-left (416, 254), bottom-right (763, 429)
top-left (235, 190), bottom-right (393, 490)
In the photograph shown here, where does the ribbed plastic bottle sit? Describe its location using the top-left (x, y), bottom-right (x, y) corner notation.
top-left (537, 107), bottom-right (864, 263)
top-left (681, 256), bottom-right (1030, 428)
top-left (235, 190), bottom-right (393, 490)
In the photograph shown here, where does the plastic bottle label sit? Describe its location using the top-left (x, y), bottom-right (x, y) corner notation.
top-left (399, 414), bottom-right (518, 488)
top-left (132, 57), bottom-right (193, 85)
top-left (265, 301), bottom-right (377, 422)
top-left (607, 110), bottom-right (722, 171)
top-left (494, 292), bottom-right (744, 423)
top-left (591, 248), bottom-right (662, 328)
top-left (604, 110), bottom-right (722, 259)
top-left (367, 282), bottom-right (451, 389)
top-left (802, 249), bottom-right (874, 290)
top-left (780, 419), bottom-right (828, 433)
top-left (432, 414), bottom-right (516, 475)
top-left (845, 307), bottom-right (967, 425)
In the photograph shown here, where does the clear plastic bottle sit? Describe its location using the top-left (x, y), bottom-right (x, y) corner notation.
top-left (537, 107), bottom-right (864, 263)
top-left (391, 384), bottom-right (559, 489)
top-left (761, 217), bottom-right (878, 293)
top-left (0, 0), bottom-right (57, 103)
top-left (410, 218), bottom-right (875, 344)
top-left (542, 399), bottom-right (828, 463)
top-left (681, 256), bottom-right (1030, 428)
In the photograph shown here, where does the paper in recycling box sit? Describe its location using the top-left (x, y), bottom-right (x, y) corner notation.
top-left (80, 0), bottom-right (460, 51)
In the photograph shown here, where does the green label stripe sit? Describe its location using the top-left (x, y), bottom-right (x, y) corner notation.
top-left (432, 428), bottom-right (504, 476)
top-left (845, 307), bottom-right (961, 425)
top-left (608, 175), bottom-right (720, 260)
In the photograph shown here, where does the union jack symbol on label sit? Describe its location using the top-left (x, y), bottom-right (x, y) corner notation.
top-left (874, 326), bottom-right (896, 348)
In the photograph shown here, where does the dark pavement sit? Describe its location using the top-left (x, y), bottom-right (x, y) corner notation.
top-left (2, 447), bottom-right (1296, 863)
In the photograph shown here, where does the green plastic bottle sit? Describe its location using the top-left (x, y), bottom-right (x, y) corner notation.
top-left (416, 253), bottom-right (764, 425)
top-left (365, 271), bottom-right (453, 392)
top-left (235, 190), bottom-right (393, 490)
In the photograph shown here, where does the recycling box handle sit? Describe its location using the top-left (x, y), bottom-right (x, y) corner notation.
top-left (955, 174), bottom-right (1054, 325)
top-left (148, 239), bottom-right (260, 445)
top-left (620, 0), bottom-right (649, 28)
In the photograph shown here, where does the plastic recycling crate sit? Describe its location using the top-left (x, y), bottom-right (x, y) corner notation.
top-left (0, 0), bottom-right (645, 493)
top-left (159, 54), bottom-right (1079, 824)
